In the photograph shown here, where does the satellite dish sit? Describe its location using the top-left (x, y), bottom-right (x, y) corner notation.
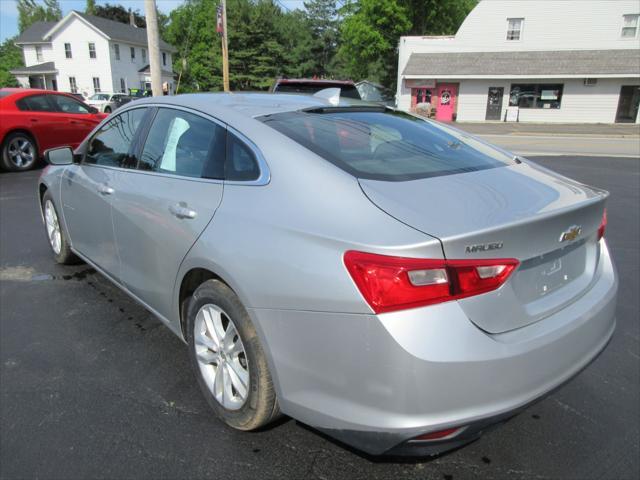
top-left (313, 88), bottom-right (341, 106)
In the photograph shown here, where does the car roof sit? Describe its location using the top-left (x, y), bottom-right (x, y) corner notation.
top-left (275, 78), bottom-right (356, 86)
top-left (129, 92), bottom-right (381, 119)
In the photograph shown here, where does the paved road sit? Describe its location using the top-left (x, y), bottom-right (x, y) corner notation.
top-left (1, 156), bottom-right (638, 480)
top-left (477, 134), bottom-right (640, 158)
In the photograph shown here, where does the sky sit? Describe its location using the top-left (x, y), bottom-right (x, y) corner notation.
top-left (0, 0), bottom-right (306, 42)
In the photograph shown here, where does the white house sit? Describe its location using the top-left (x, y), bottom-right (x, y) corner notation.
top-left (396, 0), bottom-right (640, 123)
top-left (11, 11), bottom-right (177, 96)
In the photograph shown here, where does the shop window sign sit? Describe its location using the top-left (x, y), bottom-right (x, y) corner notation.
top-left (509, 84), bottom-right (563, 109)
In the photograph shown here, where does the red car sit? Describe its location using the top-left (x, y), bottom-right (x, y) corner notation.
top-left (0, 88), bottom-right (107, 172)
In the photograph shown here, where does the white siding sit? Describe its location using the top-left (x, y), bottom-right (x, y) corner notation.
top-left (22, 43), bottom-right (54, 66)
top-left (454, 78), bottom-right (640, 123)
top-left (49, 17), bottom-right (114, 95)
top-left (396, 0), bottom-right (640, 123)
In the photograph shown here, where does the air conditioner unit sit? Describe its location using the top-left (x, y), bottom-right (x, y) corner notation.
top-left (584, 78), bottom-right (597, 86)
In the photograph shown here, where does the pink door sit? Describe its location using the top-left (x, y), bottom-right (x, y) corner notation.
top-left (435, 84), bottom-right (457, 122)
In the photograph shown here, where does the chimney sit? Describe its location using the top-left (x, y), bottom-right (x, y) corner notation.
top-left (129, 9), bottom-right (137, 28)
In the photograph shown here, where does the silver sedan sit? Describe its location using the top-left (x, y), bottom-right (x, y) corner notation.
top-left (38, 93), bottom-right (617, 456)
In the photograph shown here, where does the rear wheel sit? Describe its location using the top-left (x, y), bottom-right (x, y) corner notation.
top-left (187, 279), bottom-right (280, 430)
top-left (1, 132), bottom-right (38, 171)
top-left (42, 191), bottom-right (80, 265)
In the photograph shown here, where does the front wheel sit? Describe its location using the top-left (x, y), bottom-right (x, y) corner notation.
top-left (104, 106), bottom-right (112, 113)
top-left (186, 279), bottom-right (280, 430)
top-left (42, 191), bottom-right (80, 265)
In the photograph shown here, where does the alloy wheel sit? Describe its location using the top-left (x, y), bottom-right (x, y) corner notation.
top-left (44, 200), bottom-right (62, 255)
top-left (7, 137), bottom-right (35, 169)
top-left (194, 304), bottom-right (249, 410)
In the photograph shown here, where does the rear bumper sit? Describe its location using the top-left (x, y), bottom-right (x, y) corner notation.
top-left (250, 241), bottom-right (617, 455)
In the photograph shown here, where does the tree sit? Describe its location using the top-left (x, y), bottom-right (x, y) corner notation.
top-left (403, 0), bottom-right (476, 35)
top-left (304, 0), bottom-right (338, 77)
top-left (166, 0), bottom-right (313, 93)
top-left (166, 0), bottom-right (222, 92)
top-left (17, 0), bottom-right (62, 33)
top-left (93, 3), bottom-right (146, 27)
top-left (85, 0), bottom-right (97, 15)
top-left (0, 37), bottom-right (24, 87)
top-left (337, 0), bottom-right (475, 87)
top-left (337, 0), bottom-right (410, 86)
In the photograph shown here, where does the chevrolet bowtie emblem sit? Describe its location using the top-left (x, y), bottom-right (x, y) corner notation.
top-left (559, 225), bottom-right (582, 243)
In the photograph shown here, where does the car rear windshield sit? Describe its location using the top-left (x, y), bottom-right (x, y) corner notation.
top-left (0, 91), bottom-right (15, 99)
top-left (274, 82), bottom-right (361, 99)
top-left (259, 109), bottom-right (515, 181)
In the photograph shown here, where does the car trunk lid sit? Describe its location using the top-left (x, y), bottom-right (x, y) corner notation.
top-left (359, 162), bottom-right (607, 333)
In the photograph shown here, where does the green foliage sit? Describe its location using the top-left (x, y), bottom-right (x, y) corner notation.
top-left (85, 0), bottom-right (97, 15)
top-left (165, 0), bottom-right (475, 92)
top-left (92, 3), bottom-right (146, 28)
top-left (0, 37), bottom-right (24, 88)
top-left (337, 0), bottom-right (410, 86)
top-left (304, 0), bottom-right (339, 77)
top-left (338, 0), bottom-right (475, 87)
top-left (403, 0), bottom-right (477, 35)
top-left (17, 0), bottom-right (62, 33)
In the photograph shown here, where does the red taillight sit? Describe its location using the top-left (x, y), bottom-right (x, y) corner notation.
top-left (411, 426), bottom-right (465, 442)
top-left (597, 208), bottom-right (607, 241)
top-left (344, 251), bottom-right (519, 314)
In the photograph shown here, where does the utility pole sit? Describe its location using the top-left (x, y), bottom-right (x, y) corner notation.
top-left (144, 0), bottom-right (162, 96)
top-left (218, 0), bottom-right (230, 92)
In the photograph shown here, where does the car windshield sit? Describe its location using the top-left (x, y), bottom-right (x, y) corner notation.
top-left (90, 94), bottom-right (110, 101)
top-left (0, 91), bottom-right (15, 99)
top-left (259, 109), bottom-right (516, 181)
top-left (275, 82), bottom-right (361, 99)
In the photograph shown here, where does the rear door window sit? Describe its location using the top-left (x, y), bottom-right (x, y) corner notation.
top-left (260, 109), bottom-right (515, 181)
top-left (86, 108), bottom-right (147, 168)
top-left (16, 95), bottom-right (56, 112)
top-left (138, 108), bottom-right (225, 179)
top-left (226, 132), bottom-right (260, 181)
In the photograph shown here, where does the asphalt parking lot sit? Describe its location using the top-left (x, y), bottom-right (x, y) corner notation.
top-left (1, 155), bottom-right (639, 480)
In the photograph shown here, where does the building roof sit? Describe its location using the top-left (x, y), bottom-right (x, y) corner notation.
top-left (72, 11), bottom-right (175, 51)
top-left (10, 62), bottom-right (57, 75)
top-left (14, 11), bottom-right (175, 52)
top-left (14, 22), bottom-right (57, 44)
top-left (402, 49), bottom-right (640, 77)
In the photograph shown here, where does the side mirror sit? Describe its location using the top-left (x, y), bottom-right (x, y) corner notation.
top-left (45, 146), bottom-right (74, 165)
top-left (88, 106), bottom-right (99, 114)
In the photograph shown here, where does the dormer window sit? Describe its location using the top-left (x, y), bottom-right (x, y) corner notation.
top-left (506, 18), bottom-right (524, 41)
top-left (621, 14), bottom-right (639, 38)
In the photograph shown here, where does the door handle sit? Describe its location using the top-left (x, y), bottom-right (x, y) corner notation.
top-left (30, 118), bottom-right (38, 122)
top-left (98, 184), bottom-right (114, 195)
top-left (169, 203), bottom-right (197, 219)
top-left (69, 120), bottom-right (79, 124)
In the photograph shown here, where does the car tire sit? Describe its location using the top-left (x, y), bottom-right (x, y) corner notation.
top-left (186, 279), bottom-right (280, 430)
top-left (1, 131), bottom-right (38, 172)
top-left (42, 190), bottom-right (80, 265)
top-left (104, 106), bottom-right (112, 113)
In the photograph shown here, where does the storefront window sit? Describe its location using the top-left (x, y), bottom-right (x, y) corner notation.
top-left (509, 84), bottom-right (563, 109)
